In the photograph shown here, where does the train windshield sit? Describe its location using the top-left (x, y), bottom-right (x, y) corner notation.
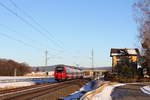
top-left (56, 67), bottom-right (64, 72)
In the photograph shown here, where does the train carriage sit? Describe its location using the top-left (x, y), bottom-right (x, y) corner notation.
top-left (54, 65), bottom-right (83, 81)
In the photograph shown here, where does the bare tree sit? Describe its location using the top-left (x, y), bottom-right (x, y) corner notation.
top-left (0, 59), bottom-right (31, 76)
top-left (133, 0), bottom-right (150, 75)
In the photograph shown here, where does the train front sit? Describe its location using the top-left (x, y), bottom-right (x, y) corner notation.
top-left (54, 66), bottom-right (66, 81)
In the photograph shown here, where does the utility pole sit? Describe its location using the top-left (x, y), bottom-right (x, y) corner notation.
top-left (14, 68), bottom-right (17, 82)
top-left (45, 50), bottom-right (48, 66)
top-left (76, 64), bottom-right (79, 68)
top-left (91, 49), bottom-right (94, 79)
top-left (14, 68), bottom-right (17, 76)
top-left (92, 49), bottom-right (94, 69)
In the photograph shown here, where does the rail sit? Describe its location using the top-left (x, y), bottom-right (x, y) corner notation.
top-left (0, 79), bottom-right (89, 100)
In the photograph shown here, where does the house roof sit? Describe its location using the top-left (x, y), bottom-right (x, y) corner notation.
top-left (110, 48), bottom-right (140, 57)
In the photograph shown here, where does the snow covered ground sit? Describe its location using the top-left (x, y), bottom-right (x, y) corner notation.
top-left (140, 85), bottom-right (150, 96)
top-left (0, 77), bottom-right (56, 89)
top-left (91, 84), bottom-right (125, 100)
top-left (0, 76), bottom-right (51, 82)
top-left (63, 81), bottom-right (96, 100)
top-left (0, 81), bottom-right (35, 88)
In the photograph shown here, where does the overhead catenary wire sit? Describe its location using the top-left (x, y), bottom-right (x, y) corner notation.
top-left (0, 28), bottom-right (64, 65)
top-left (0, 23), bottom-right (41, 44)
top-left (0, 23), bottom-right (62, 52)
top-left (8, 0), bottom-right (80, 59)
top-left (0, 32), bottom-right (41, 51)
top-left (0, 2), bottom-right (63, 51)
top-left (9, 0), bottom-right (64, 49)
top-left (0, 31), bottom-right (63, 60)
top-left (9, 0), bottom-right (79, 57)
top-left (0, 1), bottom-right (78, 64)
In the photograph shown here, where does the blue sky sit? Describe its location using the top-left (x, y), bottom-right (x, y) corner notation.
top-left (0, 0), bottom-right (138, 67)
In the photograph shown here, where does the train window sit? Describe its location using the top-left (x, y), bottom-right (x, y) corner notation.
top-left (67, 68), bottom-right (70, 73)
top-left (56, 67), bottom-right (64, 72)
top-left (76, 70), bottom-right (78, 74)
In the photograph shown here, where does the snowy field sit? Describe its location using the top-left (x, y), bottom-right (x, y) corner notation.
top-left (0, 76), bottom-right (49, 82)
top-left (140, 85), bottom-right (150, 96)
top-left (0, 76), bottom-right (56, 89)
top-left (0, 76), bottom-right (53, 82)
top-left (0, 81), bottom-right (35, 88)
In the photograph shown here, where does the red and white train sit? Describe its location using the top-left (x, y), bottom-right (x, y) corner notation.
top-left (54, 65), bottom-right (83, 81)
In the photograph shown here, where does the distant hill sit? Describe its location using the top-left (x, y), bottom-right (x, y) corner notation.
top-left (32, 65), bottom-right (57, 71)
top-left (32, 65), bottom-right (112, 71)
top-left (81, 67), bottom-right (112, 70)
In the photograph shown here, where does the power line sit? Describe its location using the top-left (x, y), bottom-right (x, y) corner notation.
top-left (0, 23), bottom-right (38, 43)
top-left (0, 32), bottom-right (41, 51)
top-left (0, 1), bottom-right (77, 62)
top-left (0, 2), bottom-right (45, 38)
top-left (0, 32), bottom-right (63, 63)
top-left (8, 0), bottom-right (79, 60)
top-left (9, 0), bottom-right (17, 8)
top-left (0, 23), bottom-right (62, 52)
top-left (9, 0), bottom-right (64, 49)
top-left (0, 2), bottom-right (63, 52)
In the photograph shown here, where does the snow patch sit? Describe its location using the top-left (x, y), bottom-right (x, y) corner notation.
top-left (91, 84), bottom-right (125, 100)
top-left (63, 81), bottom-right (95, 100)
top-left (0, 81), bottom-right (35, 88)
top-left (0, 77), bottom-right (56, 89)
top-left (0, 76), bottom-right (55, 83)
top-left (140, 85), bottom-right (150, 96)
top-left (0, 76), bottom-right (48, 80)
top-left (127, 49), bottom-right (137, 55)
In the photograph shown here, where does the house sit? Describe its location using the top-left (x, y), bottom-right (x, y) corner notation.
top-left (110, 48), bottom-right (140, 72)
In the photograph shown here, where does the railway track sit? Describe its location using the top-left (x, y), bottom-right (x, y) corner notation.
top-left (0, 79), bottom-right (89, 100)
top-left (0, 83), bottom-right (55, 94)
